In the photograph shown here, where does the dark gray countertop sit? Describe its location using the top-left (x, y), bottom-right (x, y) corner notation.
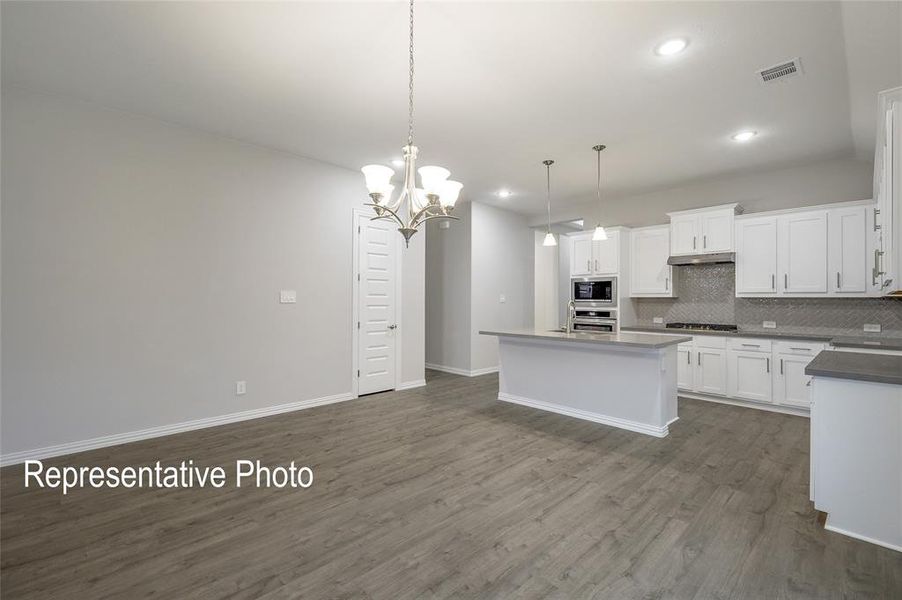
top-left (829, 336), bottom-right (902, 351)
top-left (620, 325), bottom-right (833, 342)
top-left (479, 329), bottom-right (691, 349)
top-left (805, 351), bottom-right (902, 385)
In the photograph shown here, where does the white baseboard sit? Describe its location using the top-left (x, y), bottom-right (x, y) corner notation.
top-left (425, 363), bottom-right (499, 377)
top-left (497, 392), bottom-right (670, 438)
top-left (0, 391), bottom-right (355, 467)
top-left (396, 379), bottom-right (426, 391)
top-left (824, 521), bottom-right (902, 553)
top-left (678, 392), bottom-right (810, 417)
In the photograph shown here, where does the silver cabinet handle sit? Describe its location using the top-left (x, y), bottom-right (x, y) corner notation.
top-left (665, 277), bottom-right (669, 291)
top-left (766, 357), bottom-right (770, 373)
top-left (873, 250), bottom-right (884, 285)
top-left (697, 352), bottom-right (701, 366)
top-left (771, 274), bottom-right (775, 290)
top-left (836, 272), bottom-right (841, 289)
top-left (780, 359), bottom-right (783, 375)
top-left (693, 236), bottom-right (696, 250)
top-left (703, 235), bottom-right (707, 248)
top-left (587, 259), bottom-right (591, 271)
top-left (789, 347), bottom-right (810, 352)
top-left (784, 273), bottom-right (788, 289)
top-left (741, 343), bottom-right (760, 347)
top-left (687, 351), bottom-right (691, 364)
top-left (874, 207), bottom-right (881, 231)
top-left (595, 259), bottom-right (599, 271)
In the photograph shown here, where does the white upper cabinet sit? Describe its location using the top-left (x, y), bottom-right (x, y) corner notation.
top-left (779, 210), bottom-right (828, 294)
top-left (569, 229), bottom-right (622, 277)
top-left (828, 206), bottom-right (868, 294)
top-left (593, 231), bottom-right (620, 275)
top-left (667, 204), bottom-right (739, 256)
top-left (736, 216), bottom-right (778, 295)
top-left (630, 225), bottom-right (676, 296)
top-left (571, 236), bottom-right (593, 276)
top-left (670, 214), bottom-right (699, 255)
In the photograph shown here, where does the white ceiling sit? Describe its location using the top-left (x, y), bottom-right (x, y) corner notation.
top-left (2, 1), bottom-right (900, 216)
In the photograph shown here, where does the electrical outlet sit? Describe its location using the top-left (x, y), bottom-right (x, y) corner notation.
top-left (762, 321), bottom-right (777, 329)
top-left (863, 323), bottom-right (881, 333)
top-left (653, 317), bottom-right (664, 324)
top-left (236, 381), bottom-right (247, 395)
top-left (280, 290), bottom-right (297, 304)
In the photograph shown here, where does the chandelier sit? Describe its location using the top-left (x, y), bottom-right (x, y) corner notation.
top-left (360, 0), bottom-right (461, 246)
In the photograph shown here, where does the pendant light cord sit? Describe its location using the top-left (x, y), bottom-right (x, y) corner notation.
top-left (544, 160), bottom-right (554, 231)
top-left (593, 144), bottom-right (606, 218)
top-left (407, 0), bottom-right (415, 147)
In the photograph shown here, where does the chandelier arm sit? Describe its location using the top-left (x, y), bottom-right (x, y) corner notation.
top-left (365, 204), bottom-right (405, 227)
top-left (413, 214), bottom-right (460, 227)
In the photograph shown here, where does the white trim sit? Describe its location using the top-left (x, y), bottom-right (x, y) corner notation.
top-left (0, 392), bottom-right (355, 467)
top-left (678, 391), bottom-right (810, 417)
top-left (824, 522), bottom-right (902, 553)
top-left (734, 198), bottom-right (874, 220)
top-left (425, 363), bottom-right (499, 377)
top-left (396, 379), bottom-right (426, 391)
top-left (498, 392), bottom-right (670, 438)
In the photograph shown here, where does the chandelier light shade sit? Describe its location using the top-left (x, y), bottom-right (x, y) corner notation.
top-left (591, 144), bottom-right (608, 241)
top-left (542, 159), bottom-right (557, 247)
top-left (360, 0), bottom-right (459, 246)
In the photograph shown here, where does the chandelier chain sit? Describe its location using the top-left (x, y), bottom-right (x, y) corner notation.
top-left (407, 0), bottom-right (415, 147)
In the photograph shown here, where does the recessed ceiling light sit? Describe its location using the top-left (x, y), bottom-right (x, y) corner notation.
top-left (391, 158), bottom-right (404, 167)
top-left (654, 38), bottom-right (688, 56)
top-left (731, 130), bottom-right (757, 142)
top-left (497, 189), bottom-right (512, 198)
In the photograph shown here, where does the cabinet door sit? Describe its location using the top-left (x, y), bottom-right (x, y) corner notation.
top-left (735, 216), bottom-right (778, 295)
top-left (592, 230), bottom-right (619, 274)
top-left (700, 210), bottom-right (734, 253)
top-left (677, 344), bottom-right (693, 391)
top-left (779, 211), bottom-right (828, 294)
top-left (774, 354), bottom-right (814, 408)
top-left (828, 206), bottom-right (867, 294)
top-left (727, 350), bottom-right (772, 402)
top-left (695, 348), bottom-right (727, 396)
top-left (630, 227), bottom-right (674, 295)
top-left (670, 214), bottom-right (699, 255)
top-left (571, 236), bottom-right (593, 276)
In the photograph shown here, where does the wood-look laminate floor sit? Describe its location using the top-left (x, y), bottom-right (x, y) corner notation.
top-left (2, 370), bottom-right (900, 599)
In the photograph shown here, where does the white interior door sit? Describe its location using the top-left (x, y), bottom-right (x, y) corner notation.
top-left (357, 216), bottom-right (398, 395)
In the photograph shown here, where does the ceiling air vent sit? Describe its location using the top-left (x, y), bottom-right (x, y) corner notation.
top-left (757, 58), bottom-right (803, 83)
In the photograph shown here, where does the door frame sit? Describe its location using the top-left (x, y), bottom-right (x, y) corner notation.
top-left (351, 209), bottom-right (403, 398)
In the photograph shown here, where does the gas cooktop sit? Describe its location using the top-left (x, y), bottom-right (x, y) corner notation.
top-left (665, 322), bottom-right (739, 332)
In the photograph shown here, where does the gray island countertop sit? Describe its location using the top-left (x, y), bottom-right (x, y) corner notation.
top-left (805, 350), bottom-right (902, 385)
top-left (479, 329), bottom-right (691, 349)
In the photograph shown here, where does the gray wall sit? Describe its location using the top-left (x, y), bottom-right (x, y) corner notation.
top-left (470, 202), bottom-right (535, 371)
top-left (634, 263), bottom-right (902, 337)
top-left (425, 203), bottom-right (472, 372)
top-left (425, 201), bottom-right (534, 373)
top-left (1, 88), bottom-right (425, 456)
top-left (534, 156), bottom-right (874, 229)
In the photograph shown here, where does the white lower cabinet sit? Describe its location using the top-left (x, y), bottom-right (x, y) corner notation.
top-left (695, 348), bottom-right (727, 396)
top-left (677, 343), bottom-right (693, 390)
top-left (727, 346), bottom-right (773, 403)
top-left (772, 341), bottom-right (825, 408)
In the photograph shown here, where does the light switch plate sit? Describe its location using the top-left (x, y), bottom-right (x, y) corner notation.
top-left (863, 323), bottom-right (881, 333)
top-left (280, 290), bottom-right (297, 304)
top-left (653, 317), bottom-right (664, 324)
top-left (499, 294), bottom-right (506, 304)
top-left (236, 381), bottom-right (247, 395)
top-left (762, 321), bottom-right (777, 329)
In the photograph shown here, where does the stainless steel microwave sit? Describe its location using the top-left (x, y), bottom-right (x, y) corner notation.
top-left (571, 276), bottom-right (616, 306)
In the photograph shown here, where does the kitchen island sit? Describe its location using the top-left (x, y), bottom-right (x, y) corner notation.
top-left (479, 329), bottom-right (691, 437)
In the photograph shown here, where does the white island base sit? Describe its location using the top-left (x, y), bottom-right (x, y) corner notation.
top-left (482, 330), bottom-right (690, 437)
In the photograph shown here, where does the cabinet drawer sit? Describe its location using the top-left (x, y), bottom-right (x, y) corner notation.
top-left (773, 341), bottom-right (825, 356)
top-left (694, 335), bottom-right (727, 349)
top-left (727, 337), bottom-right (772, 352)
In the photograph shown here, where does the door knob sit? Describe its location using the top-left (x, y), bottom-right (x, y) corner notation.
top-left (388, 324), bottom-right (397, 330)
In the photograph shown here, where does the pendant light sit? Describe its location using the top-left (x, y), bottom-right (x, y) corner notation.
top-left (542, 159), bottom-right (557, 247)
top-left (591, 144), bottom-right (608, 241)
top-left (359, 0), bottom-right (460, 246)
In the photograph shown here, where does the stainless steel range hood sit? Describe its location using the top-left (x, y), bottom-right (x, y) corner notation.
top-left (667, 252), bottom-right (735, 266)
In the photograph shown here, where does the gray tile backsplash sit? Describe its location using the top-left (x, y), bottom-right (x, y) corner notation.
top-left (633, 263), bottom-right (902, 337)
